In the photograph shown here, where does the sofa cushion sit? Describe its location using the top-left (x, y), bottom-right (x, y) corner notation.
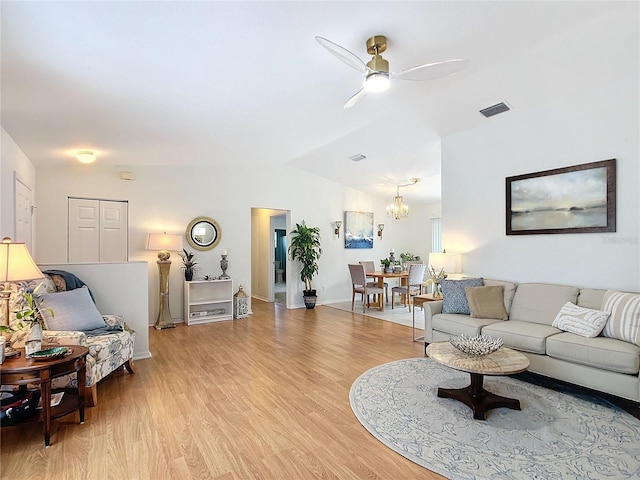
top-left (432, 313), bottom-right (498, 338)
top-left (466, 286), bottom-right (509, 320)
top-left (441, 278), bottom-right (483, 314)
top-left (552, 302), bottom-right (610, 338)
top-left (602, 290), bottom-right (640, 346)
top-left (40, 287), bottom-right (107, 331)
top-left (577, 288), bottom-right (607, 310)
top-left (481, 320), bottom-right (561, 354)
top-left (483, 279), bottom-right (517, 314)
top-left (547, 332), bottom-right (640, 375)
top-left (509, 283), bottom-right (579, 325)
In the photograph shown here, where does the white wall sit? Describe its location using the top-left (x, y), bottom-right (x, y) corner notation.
top-left (442, 77), bottom-right (639, 291)
top-left (1, 127), bottom-right (36, 249)
top-left (35, 163), bottom-right (432, 319)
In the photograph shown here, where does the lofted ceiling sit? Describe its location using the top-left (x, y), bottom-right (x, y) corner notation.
top-left (1, 1), bottom-right (636, 203)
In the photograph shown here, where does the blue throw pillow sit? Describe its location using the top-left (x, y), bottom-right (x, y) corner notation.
top-left (441, 278), bottom-right (484, 314)
top-left (39, 287), bottom-right (107, 331)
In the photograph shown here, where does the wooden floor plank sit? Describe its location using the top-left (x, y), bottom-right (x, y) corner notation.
top-left (1, 299), bottom-right (444, 479)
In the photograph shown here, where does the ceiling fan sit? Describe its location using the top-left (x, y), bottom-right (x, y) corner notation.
top-left (315, 35), bottom-right (469, 109)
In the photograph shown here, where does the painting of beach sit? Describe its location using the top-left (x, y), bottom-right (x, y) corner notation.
top-left (507, 160), bottom-right (615, 235)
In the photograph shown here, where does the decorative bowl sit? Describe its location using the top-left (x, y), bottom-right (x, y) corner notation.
top-left (449, 334), bottom-right (503, 356)
top-left (29, 346), bottom-right (69, 361)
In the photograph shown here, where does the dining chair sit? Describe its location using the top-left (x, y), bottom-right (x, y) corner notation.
top-left (359, 260), bottom-right (389, 303)
top-left (391, 263), bottom-right (427, 311)
top-left (348, 264), bottom-right (384, 312)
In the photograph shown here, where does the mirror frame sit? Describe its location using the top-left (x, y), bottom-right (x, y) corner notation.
top-left (185, 216), bottom-right (221, 251)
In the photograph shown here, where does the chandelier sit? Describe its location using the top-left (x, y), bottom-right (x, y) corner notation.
top-left (386, 178), bottom-right (419, 220)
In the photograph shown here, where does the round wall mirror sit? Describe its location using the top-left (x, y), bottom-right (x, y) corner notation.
top-left (186, 217), bottom-right (221, 251)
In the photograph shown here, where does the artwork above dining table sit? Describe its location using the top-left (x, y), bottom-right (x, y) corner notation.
top-left (344, 211), bottom-right (374, 249)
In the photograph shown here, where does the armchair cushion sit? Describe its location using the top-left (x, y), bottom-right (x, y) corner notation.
top-left (39, 287), bottom-right (107, 331)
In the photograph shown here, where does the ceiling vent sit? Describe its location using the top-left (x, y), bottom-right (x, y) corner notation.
top-left (348, 154), bottom-right (367, 162)
top-left (480, 102), bottom-right (511, 118)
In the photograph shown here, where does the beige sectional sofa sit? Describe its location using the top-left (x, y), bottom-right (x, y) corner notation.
top-left (424, 279), bottom-right (640, 403)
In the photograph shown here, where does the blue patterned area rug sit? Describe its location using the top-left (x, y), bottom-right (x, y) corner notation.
top-left (350, 358), bottom-right (640, 480)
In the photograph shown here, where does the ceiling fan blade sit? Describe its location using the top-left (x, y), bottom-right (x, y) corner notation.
top-left (315, 36), bottom-right (367, 73)
top-left (344, 88), bottom-right (367, 109)
top-left (391, 58), bottom-right (469, 81)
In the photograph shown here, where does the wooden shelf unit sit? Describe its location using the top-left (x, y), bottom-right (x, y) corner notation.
top-left (183, 279), bottom-right (233, 325)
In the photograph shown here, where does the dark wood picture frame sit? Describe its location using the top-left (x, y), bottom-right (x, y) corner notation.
top-left (506, 159), bottom-right (616, 235)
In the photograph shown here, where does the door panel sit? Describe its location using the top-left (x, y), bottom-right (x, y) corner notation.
top-left (14, 176), bottom-right (33, 251)
top-left (69, 199), bottom-right (100, 262)
top-left (100, 201), bottom-right (128, 262)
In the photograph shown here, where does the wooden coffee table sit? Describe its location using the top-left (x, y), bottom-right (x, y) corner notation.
top-left (426, 341), bottom-right (530, 420)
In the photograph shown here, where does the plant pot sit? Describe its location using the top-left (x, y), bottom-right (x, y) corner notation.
top-left (384, 267), bottom-right (392, 273)
top-left (303, 290), bottom-right (317, 309)
top-left (185, 269), bottom-right (194, 281)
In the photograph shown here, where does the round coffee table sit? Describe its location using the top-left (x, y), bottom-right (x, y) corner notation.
top-left (426, 341), bottom-right (530, 420)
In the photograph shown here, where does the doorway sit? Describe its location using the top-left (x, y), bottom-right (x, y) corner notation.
top-left (250, 208), bottom-right (289, 306)
top-left (272, 215), bottom-right (287, 305)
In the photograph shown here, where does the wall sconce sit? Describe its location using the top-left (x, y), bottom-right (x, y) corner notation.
top-left (377, 224), bottom-right (384, 239)
top-left (334, 221), bottom-right (342, 238)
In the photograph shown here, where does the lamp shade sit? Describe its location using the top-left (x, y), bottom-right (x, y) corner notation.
top-left (146, 233), bottom-right (183, 252)
top-left (428, 252), bottom-right (459, 274)
top-left (0, 238), bottom-right (44, 283)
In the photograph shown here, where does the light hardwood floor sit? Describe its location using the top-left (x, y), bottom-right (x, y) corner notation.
top-left (1, 300), bottom-right (444, 480)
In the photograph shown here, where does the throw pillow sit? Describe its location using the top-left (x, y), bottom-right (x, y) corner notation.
top-left (465, 286), bottom-right (508, 320)
top-left (39, 287), bottom-right (107, 332)
top-left (552, 302), bottom-right (610, 338)
top-left (441, 278), bottom-right (484, 315)
top-left (602, 290), bottom-right (640, 346)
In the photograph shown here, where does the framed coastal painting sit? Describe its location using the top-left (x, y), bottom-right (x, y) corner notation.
top-left (506, 159), bottom-right (616, 235)
top-left (344, 211), bottom-right (374, 249)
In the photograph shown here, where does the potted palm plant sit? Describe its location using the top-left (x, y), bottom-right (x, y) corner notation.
top-left (180, 249), bottom-right (198, 281)
top-left (288, 221), bottom-right (322, 309)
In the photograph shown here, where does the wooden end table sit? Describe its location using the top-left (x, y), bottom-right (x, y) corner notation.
top-left (0, 345), bottom-right (88, 446)
top-left (426, 341), bottom-right (530, 420)
top-left (412, 294), bottom-right (439, 342)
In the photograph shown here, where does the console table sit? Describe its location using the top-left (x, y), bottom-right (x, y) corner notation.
top-left (0, 345), bottom-right (88, 446)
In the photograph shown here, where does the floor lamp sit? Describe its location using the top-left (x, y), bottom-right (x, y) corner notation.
top-left (0, 237), bottom-right (44, 327)
top-left (146, 233), bottom-right (183, 330)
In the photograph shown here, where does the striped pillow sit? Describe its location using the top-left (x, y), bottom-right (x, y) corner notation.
top-left (552, 302), bottom-right (610, 338)
top-left (602, 290), bottom-right (640, 346)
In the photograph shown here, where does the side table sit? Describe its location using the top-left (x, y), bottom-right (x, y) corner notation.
top-left (412, 294), bottom-right (440, 342)
top-left (0, 345), bottom-right (88, 447)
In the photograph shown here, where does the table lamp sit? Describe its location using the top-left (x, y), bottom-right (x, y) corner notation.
top-left (146, 232), bottom-right (183, 330)
top-left (0, 237), bottom-right (44, 327)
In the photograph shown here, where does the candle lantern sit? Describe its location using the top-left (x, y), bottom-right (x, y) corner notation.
top-left (233, 285), bottom-right (249, 319)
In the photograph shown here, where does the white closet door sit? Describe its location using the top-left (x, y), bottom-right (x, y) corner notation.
top-left (68, 198), bottom-right (100, 262)
top-left (14, 175), bottom-right (33, 251)
top-left (100, 200), bottom-right (128, 262)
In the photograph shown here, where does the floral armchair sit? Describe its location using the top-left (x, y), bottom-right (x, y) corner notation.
top-left (2, 272), bottom-right (136, 406)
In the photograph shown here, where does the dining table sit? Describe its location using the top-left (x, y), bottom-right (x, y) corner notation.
top-left (366, 270), bottom-right (408, 305)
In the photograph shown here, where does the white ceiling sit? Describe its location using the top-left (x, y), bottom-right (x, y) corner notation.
top-left (1, 1), bottom-right (636, 203)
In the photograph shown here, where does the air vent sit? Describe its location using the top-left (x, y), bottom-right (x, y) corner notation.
top-left (348, 154), bottom-right (367, 162)
top-left (480, 102), bottom-right (510, 118)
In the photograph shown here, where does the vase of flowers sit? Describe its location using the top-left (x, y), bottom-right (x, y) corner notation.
top-left (15, 284), bottom-right (53, 356)
top-left (425, 266), bottom-right (447, 298)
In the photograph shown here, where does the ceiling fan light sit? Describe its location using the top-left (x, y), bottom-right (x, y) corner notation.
top-left (364, 72), bottom-right (390, 93)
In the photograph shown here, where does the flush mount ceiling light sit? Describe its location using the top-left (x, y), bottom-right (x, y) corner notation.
top-left (386, 178), bottom-right (420, 220)
top-left (76, 150), bottom-right (96, 164)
